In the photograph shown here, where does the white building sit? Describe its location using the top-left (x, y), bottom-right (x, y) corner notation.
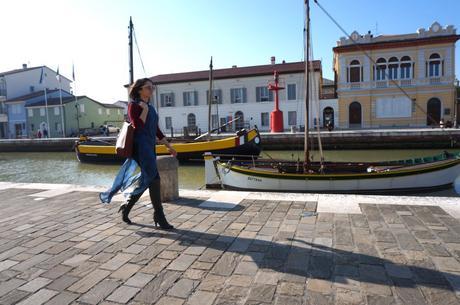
top-left (0, 65), bottom-right (72, 138)
top-left (148, 59), bottom-right (324, 135)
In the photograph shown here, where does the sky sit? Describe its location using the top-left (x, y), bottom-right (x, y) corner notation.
top-left (1, 0), bottom-right (459, 103)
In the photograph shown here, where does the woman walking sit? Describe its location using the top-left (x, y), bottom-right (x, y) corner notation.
top-left (100, 78), bottom-right (177, 229)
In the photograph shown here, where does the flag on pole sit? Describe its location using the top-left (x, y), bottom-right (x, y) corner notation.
top-left (39, 67), bottom-right (44, 84)
top-left (56, 66), bottom-right (61, 82)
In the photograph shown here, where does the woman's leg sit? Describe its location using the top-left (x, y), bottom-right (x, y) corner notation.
top-left (149, 178), bottom-right (173, 229)
top-left (120, 192), bottom-right (143, 224)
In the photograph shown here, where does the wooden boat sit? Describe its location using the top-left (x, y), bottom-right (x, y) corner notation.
top-left (75, 128), bottom-right (261, 163)
top-left (205, 152), bottom-right (460, 194)
top-left (204, 0), bottom-right (460, 194)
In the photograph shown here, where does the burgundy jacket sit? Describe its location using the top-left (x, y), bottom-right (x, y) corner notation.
top-left (128, 102), bottom-right (165, 140)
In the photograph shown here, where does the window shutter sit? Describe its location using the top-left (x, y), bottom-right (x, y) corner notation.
top-left (346, 67), bottom-right (349, 82)
top-left (242, 88), bottom-right (247, 103)
top-left (256, 87), bottom-right (261, 102)
top-left (442, 60), bottom-right (444, 76)
top-left (230, 89), bottom-right (235, 104)
top-left (361, 66), bottom-right (363, 82)
top-left (269, 89), bottom-right (274, 101)
top-left (217, 90), bottom-right (222, 104)
top-left (183, 92), bottom-right (187, 106)
top-left (412, 62), bottom-right (415, 79)
top-left (170, 93), bottom-right (175, 107)
top-left (194, 91), bottom-right (198, 105)
top-left (425, 62), bottom-right (428, 77)
top-left (372, 65), bottom-right (375, 81)
top-left (160, 94), bottom-right (165, 107)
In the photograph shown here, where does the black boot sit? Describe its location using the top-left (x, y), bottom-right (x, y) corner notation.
top-left (150, 179), bottom-right (173, 230)
top-left (118, 194), bottom-right (139, 225)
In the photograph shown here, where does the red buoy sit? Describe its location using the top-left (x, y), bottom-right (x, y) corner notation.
top-left (268, 70), bottom-right (285, 132)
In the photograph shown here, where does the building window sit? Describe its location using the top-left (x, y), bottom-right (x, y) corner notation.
top-left (12, 104), bottom-right (22, 114)
top-left (211, 114), bottom-right (219, 129)
top-left (287, 84), bottom-right (296, 100)
top-left (375, 58), bottom-right (387, 81)
top-left (183, 91), bottom-right (198, 106)
top-left (106, 109), bottom-right (110, 115)
top-left (160, 93), bottom-right (174, 107)
top-left (388, 57), bottom-right (399, 80)
top-left (349, 60), bottom-right (361, 83)
top-left (428, 53), bottom-right (441, 77)
top-left (55, 122), bottom-right (61, 132)
top-left (256, 86), bottom-right (272, 102)
top-left (187, 113), bottom-right (196, 127)
top-left (288, 111), bottom-right (297, 126)
top-left (165, 116), bottom-right (172, 130)
top-left (31, 124), bottom-right (34, 131)
top-left (40, 108), bottom-right (45, 116)
top-left (80, 104), bottom-right (85, 113)
top-left (54, 106), bottom-right (60, 116)
top-left (28, 109), bottom-right (33, 117)
top-left (235, 111), bottom-right (244, 130)
top-left (206, 89), bottom-right (222, 104)
top-left (261, 112), bottom-right (269, 127)
top-left (98, 108), bottom-right (102, 115)
top-left (118, 109), bottom-right (121, 115)
top-left (230, 88), bottom-right (246, 103)
top-left (0, 78), bottom-right (6, 97)
top-left (400, 56), bottom-right (412, 79)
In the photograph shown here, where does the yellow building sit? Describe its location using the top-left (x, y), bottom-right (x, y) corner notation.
top-left (333, 22), bottom-right (459, 129)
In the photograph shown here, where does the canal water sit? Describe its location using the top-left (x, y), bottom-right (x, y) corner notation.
top-left (1, 149), bottom-right (459, 197)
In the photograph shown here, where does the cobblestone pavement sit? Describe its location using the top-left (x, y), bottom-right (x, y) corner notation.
top-left (1, 186), bottom-right (460, 305)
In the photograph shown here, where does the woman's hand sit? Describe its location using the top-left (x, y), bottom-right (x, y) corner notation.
top-left (167, 147), bottom-right (177, 158)
top-left (139, 101), bottom-right (148, 110)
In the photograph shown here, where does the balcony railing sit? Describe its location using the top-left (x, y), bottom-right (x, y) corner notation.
top-left (429, 77), bottom-right (441, 85)
top-left (400, 79), bottom-right (412, 87)
top-left (350, 83), bottom-right (361, 90)
top-left (375, 81), bottom-right (387, 88)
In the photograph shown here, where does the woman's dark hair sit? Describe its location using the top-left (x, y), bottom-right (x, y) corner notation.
top-left (129, 78), bottom-right (154, 101)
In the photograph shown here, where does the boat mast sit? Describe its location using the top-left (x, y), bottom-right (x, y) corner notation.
top-left (207, 56), bottom-right (213, 140)
top-left (304, 0), bottom-right (310, 169)
top-left (128, 17), bottom-right (134, 86)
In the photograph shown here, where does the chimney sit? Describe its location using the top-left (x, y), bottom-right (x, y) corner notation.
top-left (270, 56), bottom-right (276, 65)
top-left (22, 64), bottom-right (27, 69)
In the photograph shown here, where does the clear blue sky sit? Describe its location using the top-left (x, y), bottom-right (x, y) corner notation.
top-left (1, 0), bottom-right (458, 103)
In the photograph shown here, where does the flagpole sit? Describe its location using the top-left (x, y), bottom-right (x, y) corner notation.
top-left (72, 64), bottom-right (80, 136)
top-left (57, 67), bottom-right (65, 137)
top-left (44, 88), bottom-right (50, 138)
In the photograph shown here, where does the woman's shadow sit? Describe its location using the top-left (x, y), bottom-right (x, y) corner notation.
top-left (133, 225), bottom-right (460, 292)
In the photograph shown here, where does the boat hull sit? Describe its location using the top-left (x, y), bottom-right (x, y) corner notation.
top-left (75, 129), bottom-right (261, 163)
top-left (206, 155), bottom-right (460, 194)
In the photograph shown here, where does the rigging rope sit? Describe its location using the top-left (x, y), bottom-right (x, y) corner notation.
top-left (133, 27), bottom-right (147, 77)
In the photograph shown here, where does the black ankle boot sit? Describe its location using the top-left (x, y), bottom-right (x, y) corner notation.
top-left (118, 201), bottom-right (135, 225)
top-left (153, 209), bottom-right (173, 229)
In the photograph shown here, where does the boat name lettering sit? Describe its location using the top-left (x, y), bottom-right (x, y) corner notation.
top-left (248, 176), bottom-right (262, 182)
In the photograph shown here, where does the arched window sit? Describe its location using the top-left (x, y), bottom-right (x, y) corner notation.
top-left (234, 111), bottom-right (244, 130)
top-left (349, 60), bottom-right (361, 83)
top-left (428, 53), bottom-right (441, 77)
top-left (400, 56), bottom-right (412, 79)
top-left (187, 113), bottom-right (196, 127)
top-left (388, 57), bottom-right (399, 80)
top-left (376, 58), bottom-right (386, 81)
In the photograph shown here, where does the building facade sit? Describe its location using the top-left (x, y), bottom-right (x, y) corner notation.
top-left (333, 22), bottom-right (459, 129)
top-left (0, 65), bottom-right (72, 138)
top-left (146, 60), bottom-right (322, 134)
top-left (12, 91), bottom-right (123, 138)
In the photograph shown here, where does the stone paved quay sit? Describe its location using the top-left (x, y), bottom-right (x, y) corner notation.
top-left (1, 182), bottom-right (460, 304)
